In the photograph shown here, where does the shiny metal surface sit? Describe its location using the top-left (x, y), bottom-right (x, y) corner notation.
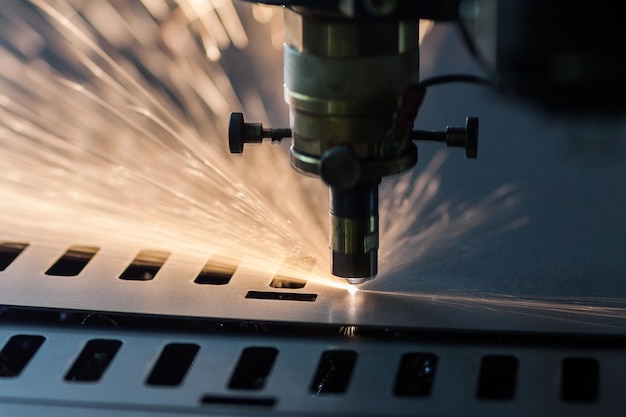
top-left (0, 233), bottom-right (625, 335)
top-left (1, 321), bottom-right (623, 416)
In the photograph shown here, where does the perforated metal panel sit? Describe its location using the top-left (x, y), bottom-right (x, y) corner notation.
top-left (0, 321), bottom-right (623, 416)
top-left (2, 239), bottom-right (625, 335)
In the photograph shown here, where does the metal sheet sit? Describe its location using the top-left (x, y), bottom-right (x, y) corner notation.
top-left (1, 236), bottom-right (625, 334)
top-left (0, 321), bottom-right (624, 416)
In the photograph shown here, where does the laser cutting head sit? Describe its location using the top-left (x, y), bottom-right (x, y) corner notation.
top-left (228, 1), bottom-right (478, 283)
top-left (285, 6), bottom-right (423, 283)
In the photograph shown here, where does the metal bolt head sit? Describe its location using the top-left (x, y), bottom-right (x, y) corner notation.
top-left (319, 146), bottom-right (361, 190)
top-left (228, 112), bottom-right (245, 154)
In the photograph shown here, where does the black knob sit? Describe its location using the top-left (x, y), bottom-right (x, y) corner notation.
top-left (228, 112), bottom-right (246, 154)
top-left (228, 112), bottom-right (291, 154)
top-left (465, 117), bottom-right (478, 158)
top-left (411, 117), bottom-right (479, 159)
top-left (319, 146), bottom-right (361, 190)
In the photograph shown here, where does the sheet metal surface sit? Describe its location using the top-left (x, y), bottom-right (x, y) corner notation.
top-left (0, 234), bottom-right (625, 335)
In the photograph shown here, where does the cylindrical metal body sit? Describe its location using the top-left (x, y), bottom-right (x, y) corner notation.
top-left (330, 181), bottom-right (379, 283)
top-left (282, 8), bottom-right (419, 280)
top-left (283, 8), bottom-right (419, 174)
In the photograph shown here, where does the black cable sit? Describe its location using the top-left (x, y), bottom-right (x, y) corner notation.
top-left (417, 74), bottom-right (494, 90)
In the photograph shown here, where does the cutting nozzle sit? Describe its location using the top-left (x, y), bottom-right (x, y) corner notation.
top-left (330, 181), bottom-right (379, 284)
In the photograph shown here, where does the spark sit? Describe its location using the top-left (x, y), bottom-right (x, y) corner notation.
top-left (0, 1), bottom-right (521, 295)
top-left (378, 151), bottom-right (528, 276)
top-left (358, 289), bottom-right (626, 321)
top-left (339, 325), bottom-right (358, 336)
top-left (346, 285), bottom-right (360, 295)
top-left (1, 1), bottom-right (625, 329)
top-left (0, 0), bottom-right (327, 281)
top-left (305, 273), bottom-right (359, 293)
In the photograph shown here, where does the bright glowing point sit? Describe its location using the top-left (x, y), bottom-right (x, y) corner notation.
top-left (346, 285), bottom-right (359, 295)
top-left (305, 273), bottom-right (357, 292)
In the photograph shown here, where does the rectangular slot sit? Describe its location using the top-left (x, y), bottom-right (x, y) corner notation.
top-left (145, 343), bottom-right (200, 386)
top-left (45, 245), bottom-right (99, 276)
top-left (394, 353), bottom-right (438, 397)
top-left (228, 347), bottom-right (278, 390)
top-left (561, 357), bottom-right (599, 403)
top-left (0, 242), bottom-right (28, 271)
top-left (0, 334), bottom-right (45, 377)
top-left (310, 350), bottom-right (358, 394)
top-left (268, 255), bottom-right (315, 289)
top-left (245, 291), bottom-right (317, 302)
top-left (65, 339), bottom-right (122, 382)
top-left (269, 276), bottom-right (307, 289)
top-left (476, 355), bottom-right (518, 400)
top-left (200, 395), bottom-right (276, 407)
top-left (194, 256), bottom-right (238, 285)
top-left (119, 249), bottom-right (170, 281)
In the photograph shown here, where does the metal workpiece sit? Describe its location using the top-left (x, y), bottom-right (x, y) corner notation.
top-left (330, 181), bottom-right (379, 281)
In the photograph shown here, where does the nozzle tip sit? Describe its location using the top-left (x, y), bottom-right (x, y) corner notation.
top-left (344, 276), bottom-right (371, 285)
top-left (331, 251), bottom-right (377, 283)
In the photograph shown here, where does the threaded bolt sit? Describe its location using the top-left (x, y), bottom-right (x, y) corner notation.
top-left (228, 112), bottom-right (292, 154)
top-left (410, 116), bottom-right (478, 159)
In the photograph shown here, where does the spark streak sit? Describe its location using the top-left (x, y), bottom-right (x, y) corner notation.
top-left (0, 0), bottom-right (328, 280)
top-left (358, 289), bottom-right (626, 323)
top-left (0, 1), bottom-right (525, 295)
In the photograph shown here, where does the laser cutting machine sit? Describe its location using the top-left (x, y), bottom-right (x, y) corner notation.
top-left (227, 0), bottom-right (626, 283)
top-left (1, 1), bottom-right (626, 416)
top-left (228, 0), bottom-right (479, 282)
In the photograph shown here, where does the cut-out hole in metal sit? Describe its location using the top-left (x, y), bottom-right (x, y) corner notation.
top-left (200, 395), bottom-right (276, 407)
top-left (0, 334), bottom-right (45, 377)
top-left (310, 350), bottom-right (358, 395)
top-left (245, 291), bottom-right (317, 302)
top-left (269, 276), bottom-right (307, 289)
top-left (45, 245), bottom-right (99, 276)
top-left (119, 249), bottom-right (170, 281)
top-left (269, 255), bottom-right (315, 288)
top-left (145, 343), bottom-right (200, 386)
top-left (0, 242), bottom-right (28, 271)
top-left (229, 347), bottom-right (278, 390)
top-left (394, 353), bottom-right (438, 397)
top-left (476, 355), bottom-right (518, 400)
top-left (194, 256), bottom-right (238, 285)
top-left (561, 357), bottom-right (599, 403)
top-left (65, 339), bottom-right (122, 382)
